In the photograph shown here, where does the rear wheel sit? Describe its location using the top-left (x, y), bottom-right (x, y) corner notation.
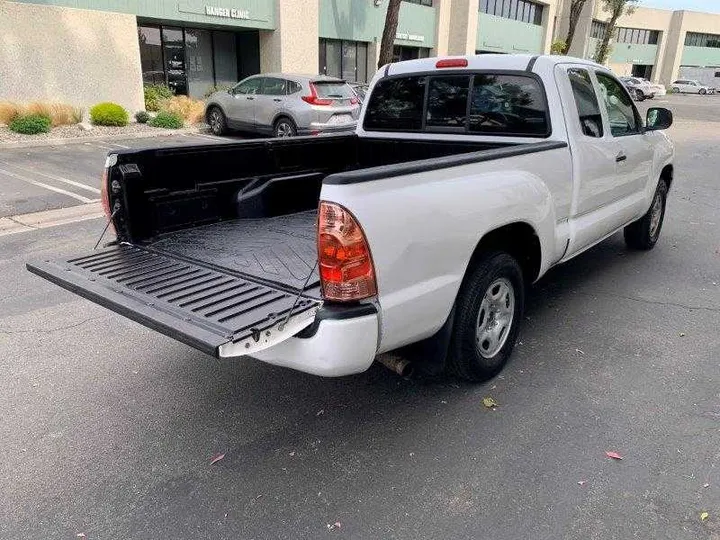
top-left (700, 88), bottom-right (707, 95)
top-left (274, 117), bottom-right (297, 138)
top-left (672, 86), bottom-right (680, 93)
top-left (447, 252), bottom-right (524, 382)
top-left (635, 89), bottom-right (645, 101)
top-left (207, 106), bottom-right (227, 136)
top-left (624, 180), bottom-right (668, 250)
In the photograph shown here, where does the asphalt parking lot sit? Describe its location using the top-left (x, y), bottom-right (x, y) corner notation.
top-left (1, 93), bottom-right (719, 539)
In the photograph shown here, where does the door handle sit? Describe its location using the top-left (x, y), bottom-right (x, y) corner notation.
top-left (615, 152), bottom-right (627, 163)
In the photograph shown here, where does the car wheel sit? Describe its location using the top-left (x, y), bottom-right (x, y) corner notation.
top-left (635, 89), bottom-right (646, 101)
top-left (274, 117), bottom-right (297, 138)
top-left (672, 86), bottom-right (680, 93)
top-left (447, 252), bottom-right (524, 382)
top-left (624, 180), bottom-right (668, 250)
top-left (699, 88), bottom-right (707, 95)
top-left (207, 106), bottom-right (227, 136)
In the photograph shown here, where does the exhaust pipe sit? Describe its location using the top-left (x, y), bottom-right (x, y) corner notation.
top-left (376, 354), bottom-right (414, 377)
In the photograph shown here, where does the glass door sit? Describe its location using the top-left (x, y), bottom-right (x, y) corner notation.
top-left (162, 27), bottom-right (187, 95)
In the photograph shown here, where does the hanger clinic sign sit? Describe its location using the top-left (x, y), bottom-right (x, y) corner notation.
top-left (205, 6), bottom-right (250, 20)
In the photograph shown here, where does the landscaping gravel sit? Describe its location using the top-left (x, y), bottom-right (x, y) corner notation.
top-left (0, 122), bottom-right (204, 145)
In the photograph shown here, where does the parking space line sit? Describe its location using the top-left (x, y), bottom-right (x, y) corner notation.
top-left (109, 142), bottom-right (131, 149)
top-left (83, 142), bottom-right (115, 150)
top-left (0, 161), bottom-right (100, 194)
top-left (0, 168), bottom-right (97, 203)
top-left (192, 133), bottom-right (227, 141)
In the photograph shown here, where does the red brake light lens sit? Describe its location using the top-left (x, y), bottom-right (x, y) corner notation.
top-left (436, 58), bottom-right (468, 69)
top-left (302, 83), bottom-right (334, 106)
top-left (318, 201), bottom-right (377, 301)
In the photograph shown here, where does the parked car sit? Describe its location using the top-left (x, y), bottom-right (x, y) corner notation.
top-left (671, 79), bottom-right (711, 94)
top-left (205, 74), bottom-right (360, 137)
top-left (676, 67), bottom-right (719, 93)
top-left (638, 78), bottom-right (666, 96)
top-left (619, 76), bottom-right (655, 101)
top-left (29, 55), bottom-right (674, 382)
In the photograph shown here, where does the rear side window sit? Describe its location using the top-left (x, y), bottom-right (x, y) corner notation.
top-left (314, 82), bottom-right (354, 99)
top-left (567, 68), bottom-right (603, 138)
top-left (287, 81), bottom-right (302, 94)
top-left (262, 77), bottom-right (287, 96)
top-left (364, 76), bottom-right (426, 131)
top-left (364, 73), bottom-right (549, 136)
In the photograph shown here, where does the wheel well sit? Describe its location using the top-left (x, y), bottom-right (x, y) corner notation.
top-left (273, 114), bottom-right (295, 128)
top-left (660, 164), bottom-right (673, 191)
top-left (468, 223), bottom-right (541, 283)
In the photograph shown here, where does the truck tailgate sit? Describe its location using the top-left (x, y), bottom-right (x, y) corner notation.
top-left (27, 244), bottom-right (321, 358)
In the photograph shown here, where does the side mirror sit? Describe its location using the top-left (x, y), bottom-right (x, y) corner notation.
top-left (645, 107), bottom-right (673, 131)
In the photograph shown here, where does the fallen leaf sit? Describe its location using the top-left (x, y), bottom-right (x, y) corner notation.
top-left (605, 451), bottom-right (623, 460)
top-left (316, 409), bottom-right (324, 416)
top-left (334, 522), bottom-right (342, 529)
top-left (440, 400), bottom-right (447, 404)
top-left (703, 483), bottom-right (710, 488)
top-left (700, 512), bottom-right (709, 522)
top-left (210, 452), bottom-right (225, 465)
top-left (289, 451), bottom-right (295, 457)
top-left (578, 480), bottom-right (586, 486)
top-left (679, 332), bottom-right (686, 337)
top-left (575, 348), bottom-right (585, 355)
top-left (483, 397), bottom-right (499, 409)
top-left (76, 535), bottom-right (86, 539)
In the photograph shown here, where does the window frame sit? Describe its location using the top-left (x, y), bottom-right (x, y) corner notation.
top-left (566, 67), bottom-right (604, 139)
top-left (362, 69), bottom-right (552, 138)
top-left (594, 70), bottom-right (643, 138)
top-left (233, 76), bottom-right (263, 95)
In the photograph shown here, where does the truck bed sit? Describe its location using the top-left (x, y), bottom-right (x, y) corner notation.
top-left (147, 210), bottom-right (319, 292)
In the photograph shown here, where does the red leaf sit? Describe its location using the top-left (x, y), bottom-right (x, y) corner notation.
top-left (210, 452), bottom-right (226, 465)
top-left (605, 451), bottom-right (623, 460)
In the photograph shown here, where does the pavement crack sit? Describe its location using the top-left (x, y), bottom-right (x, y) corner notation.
top-left (578, 291), bottom-right (720, 313)
top-left (0, 316), bottom-right (103, 335)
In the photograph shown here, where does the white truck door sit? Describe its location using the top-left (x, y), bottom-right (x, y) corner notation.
top-left (555, 65), bottom-right (622, 256)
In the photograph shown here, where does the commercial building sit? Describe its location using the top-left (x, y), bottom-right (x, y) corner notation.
top-left (0, 0), bottom-right (718, 115)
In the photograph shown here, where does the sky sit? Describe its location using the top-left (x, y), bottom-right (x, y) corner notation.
top-left (641, 0), bottom-right (720, 13)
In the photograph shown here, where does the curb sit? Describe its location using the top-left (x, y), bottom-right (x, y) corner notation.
top-left (0, 127), bottom-right (205, 150)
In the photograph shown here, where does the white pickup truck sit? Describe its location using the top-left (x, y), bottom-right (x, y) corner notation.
top-left (28, 55), bottom-right (674, 382)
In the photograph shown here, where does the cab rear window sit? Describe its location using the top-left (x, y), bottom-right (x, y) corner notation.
top-left (364, 72), bottom-right (550, 137)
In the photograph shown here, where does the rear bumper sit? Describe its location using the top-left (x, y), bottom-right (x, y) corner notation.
top-left (299, 122), bottom-right (357, 136)
top-left (250, 310), bottom-right (379, 377)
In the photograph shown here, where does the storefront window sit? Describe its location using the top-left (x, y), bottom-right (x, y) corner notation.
top-left (392, 45), bottom-right (431, 62)
top-left (138, 26), bottom-right (164, 85)
top-left (185, 28), bottom-right (214, 98)
top-left (213, 31), bottom-right (238, 89)
top-left (319, 39), bottom-right (369, 82)
top-left (162, 27), bottom-right (187, 96)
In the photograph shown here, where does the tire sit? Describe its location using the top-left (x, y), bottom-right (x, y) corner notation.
top-left (274, 117), bottom-right (297, 138)
top-left (672, 87), bottom-right (680, 93)
top-left (624, 180), bottom-right (668, 250)
top-left (699, 88), bottom-right (707, 95)
top-left (447, 252), bottom-right (525, 382)
top-left (635, 89), bottom-right (645, 102)
top-left (207, 106), bottom-right (227, 136)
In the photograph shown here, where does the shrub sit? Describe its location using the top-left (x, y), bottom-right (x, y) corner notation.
top-left (159, 95), bottom-right (205, 124)
top-left (9, 114), bottom-right (52, 134)
top-left (551, 39), bottom-right (567, 55)
top-left (90, 102), bottom-right (129, 126)
top-left (144, 84), bottom-right (174, 112)
top-left (0, 102), bottom-right (21, 125)
top-left (203, 84), bottom-right (232, 99)
top-left (135, 110), bottom-right (150, 124)
top-left (148, 110), bottom-right (184, 129)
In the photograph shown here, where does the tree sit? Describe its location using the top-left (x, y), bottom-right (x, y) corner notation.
top-left (378, 0), bottom-right (402, 69)
top-left (594, 0), bottom-right (639, 64)
top-left (564, 0), bottom-right (588, 53)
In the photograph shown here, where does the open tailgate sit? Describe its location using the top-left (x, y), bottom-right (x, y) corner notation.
top-left (27, 244), bottom-right (320, 358)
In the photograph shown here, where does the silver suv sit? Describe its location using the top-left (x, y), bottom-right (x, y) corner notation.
top-left (205, 74), bottom-right (360, 137)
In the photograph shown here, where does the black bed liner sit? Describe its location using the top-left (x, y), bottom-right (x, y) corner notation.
top-left (147, 210), bottom-right (319, 291)
top-left (27, 244), bottom-right (320, 357)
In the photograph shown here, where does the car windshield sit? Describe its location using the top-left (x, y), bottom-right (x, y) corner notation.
top-left (314, 82), bottom-right (354, 99)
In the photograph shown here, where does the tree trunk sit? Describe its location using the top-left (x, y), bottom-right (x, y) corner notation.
top-left (595, 8), bottom-right (621, 64)
top-left (564, 0), bottom-right (586, 53)
top-left (378, 0), bottom-right (402, 69)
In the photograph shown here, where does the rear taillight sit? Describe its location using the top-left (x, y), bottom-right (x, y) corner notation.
top-left (318, 201), bottom-right (377, 301)
top-left (301, 83), bottom-right (333, 106)
top-left (436, 58), bottom-right (468, 69)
